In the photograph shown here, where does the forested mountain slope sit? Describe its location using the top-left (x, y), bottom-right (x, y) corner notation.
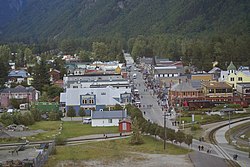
top-left (0, 0), bottom-right (249, 42)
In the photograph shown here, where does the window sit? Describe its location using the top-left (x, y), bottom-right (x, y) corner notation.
top-left (108, 119), bottom-right (112, 123)
top-left (82, 99), bottom-right (87, 104)
top-left (209, 89), bottom-right (214, 93)
top-left (230, 77), bottom-right (234, 81)
top-left (238, 77), bottom-right (243, 81)
top-left (246, 89), bottom-right (250, 93)
top-left (101, 92), bottom-right (106, 95)
top-left (89, 99), bottom-right (94, 104)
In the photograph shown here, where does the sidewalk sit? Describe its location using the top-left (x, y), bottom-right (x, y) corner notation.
top-left (67, 132), bottom-right (132, 141)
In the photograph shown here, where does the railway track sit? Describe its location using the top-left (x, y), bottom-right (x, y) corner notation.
top-left (208, 117), bottom-right (250, 167)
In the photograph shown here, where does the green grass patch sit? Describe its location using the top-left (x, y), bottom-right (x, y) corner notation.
top-left (60, 121), bottom-right (119, 139)
top-left (27, 121), bottom-right (61, 141)
top-left (225, 122), bottom-right (250, 145)
top-left (45, 135), bottom-right (190, 167)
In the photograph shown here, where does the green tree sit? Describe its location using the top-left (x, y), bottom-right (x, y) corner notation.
top-left (0, 45), bottom-right (11, 87)
top-left (79, 50), bottom-right (91, 62)
top-left (0, 113), bottom-right (14, 125)
top-left (24, 48), bottom-right (34, 64)
top-left (32, 54), bottom-right (50, 91)
top-left (30, 109), bottom-right (41, 121)
top-left (47, 85), bottom-right (63, 100)
top-left (39, 92), bottom-right (49, 102)
top-left (49, 111), bottom-right (61, 121)
top-left (175, 130), bottom-right (186, 145)
top-left (130, 117), bottom-right (144, 145)
top-left (78, 108), bottom-right (86, 121)
top-left (67, 107), bottom-right (76, 121)
top-left (185, 134), bottom-right (193, 148)
top-left (113, 104), bottom-right (123, 110)
top-left (92, 42), bottom-right (108, 61)
top-left (15, 49), bottom-right (25, 67)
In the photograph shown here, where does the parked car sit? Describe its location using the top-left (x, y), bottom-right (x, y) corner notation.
top-left (83, 118), bottom-right (92, 124)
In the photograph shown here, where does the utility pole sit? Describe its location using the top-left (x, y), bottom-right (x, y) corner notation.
top-left (228, 109), bottom-right (231, 144)
top-left (163, 112), bottom-right (167, 150)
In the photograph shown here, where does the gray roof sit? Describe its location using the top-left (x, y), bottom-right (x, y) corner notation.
top-left (8, 70), bottom-right (29, 78)
top-left (237, 82), bottom-right (250, 88)
top-left (92, 110), bottom-right (127, 119)
top-left (190, 80), bottom-right (202, 89)
top-left (154, 68), bottom-right (184, 74)
top-left (1, 85), bottom-right (35, 93)
top-left (171, 82), bottom-right (198, 92)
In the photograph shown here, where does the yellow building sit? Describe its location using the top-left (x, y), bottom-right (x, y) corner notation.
top-left (191, 74), bottom-right (213, 81)
top-left (221, 61), bottom-right (250, 88)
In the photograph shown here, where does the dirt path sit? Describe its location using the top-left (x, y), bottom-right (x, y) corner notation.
top-left (56, 153), bottom-right (193, 167)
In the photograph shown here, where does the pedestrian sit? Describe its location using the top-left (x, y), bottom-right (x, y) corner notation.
top-left (201, 145), bottom-right (204, 151)
top-left (198, 145), bottom-right (201, 151)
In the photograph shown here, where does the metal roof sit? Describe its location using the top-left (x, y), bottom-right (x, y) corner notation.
top-left (171, 82), bottom-right (198, 92)
top-left (92, 110), bottom-right (127, 119)
top-left (1, 85), bottom-right (35, 93)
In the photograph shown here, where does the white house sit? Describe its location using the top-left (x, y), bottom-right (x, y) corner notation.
top-left (60, 86), bottom-right (131, 115)
top-left (91, 110), bottom-right (127, 127)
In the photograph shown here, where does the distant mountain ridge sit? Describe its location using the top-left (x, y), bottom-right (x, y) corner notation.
top-left (0, 0), bottom-right (249, 42)
top-left (0, 0), bottom-right (26, 28)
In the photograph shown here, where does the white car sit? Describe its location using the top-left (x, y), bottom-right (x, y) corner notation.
top-left (83, 118), bottom-right (92, 124)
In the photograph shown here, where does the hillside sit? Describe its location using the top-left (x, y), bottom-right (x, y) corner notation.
top-left (0, 0), bottom-right (249, 42)
top-left (0, 0), bottom-right (26, 29)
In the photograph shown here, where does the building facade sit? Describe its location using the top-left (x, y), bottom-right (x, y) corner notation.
top-left (60, 86), bottom-right (131, 115)
top-left (0, 85), bottom-right (37, 108)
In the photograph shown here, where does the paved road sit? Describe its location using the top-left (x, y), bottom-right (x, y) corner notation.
top-left (189, 151), bottom-right (228, 167)
top-left (131, 65), bottom-right (177, 130)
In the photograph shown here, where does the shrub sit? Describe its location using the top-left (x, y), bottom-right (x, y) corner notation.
top-left (55, 136), bottom-right (66, 145)
top-left (191, 124), bottom-right (202, 131)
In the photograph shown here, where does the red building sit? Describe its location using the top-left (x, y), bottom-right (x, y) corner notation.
top-left (49, 69), bottom-right (61, 83)
top-left (119, 120), bottom-right (131, 132)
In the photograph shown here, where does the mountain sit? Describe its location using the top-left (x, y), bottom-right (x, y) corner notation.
top-left (0, 0), bottom-right (26, 28)
top-left (0, 0), bottom-right (249, 42)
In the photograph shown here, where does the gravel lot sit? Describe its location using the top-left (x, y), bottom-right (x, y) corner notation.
top-left (56, 153), bottom-right (193, 167)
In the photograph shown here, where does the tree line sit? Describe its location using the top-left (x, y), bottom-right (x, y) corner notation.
top-left (0, 109), bottom-right (62, 126)
top-left (127, 104), bottom-right (193, 147)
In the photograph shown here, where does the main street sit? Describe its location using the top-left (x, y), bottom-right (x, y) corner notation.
top-left (130, 64), bottom-right (177, 130)
top-left (125, 54), bottom-right (250, 166)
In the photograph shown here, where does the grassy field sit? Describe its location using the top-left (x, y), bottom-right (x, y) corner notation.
top-left (60, 121), bottom-right (119, 139)
top-left (225, 122), bottom-right (250, 144)
top-left (27, 121), bottom-right (61, 141)
top-left (45, 135), bottom-right (190, 167)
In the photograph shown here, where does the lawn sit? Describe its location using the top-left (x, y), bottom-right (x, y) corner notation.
top-left (27, 121), bottom-right (61, 141)
top-left (179, 115), bottom-right (204, 123)
top-left (45, 135), bottom-right (190, 167)
top-left (60, 121), bottom-right (119, 139)
top-left (225, 122), bottom-right (250, 144)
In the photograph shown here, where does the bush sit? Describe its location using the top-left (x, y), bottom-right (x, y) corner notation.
top-left (49, 111), bottom-right (61, 121)
top-left (191, 124), bottom-right (202, 131)
top-left (55, 136), bottom-right (66, 145)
